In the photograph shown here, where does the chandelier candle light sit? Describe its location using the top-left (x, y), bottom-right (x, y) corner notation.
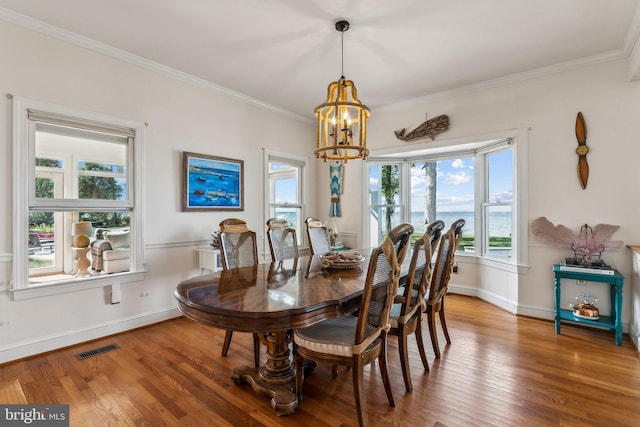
top-left (314, 20), bottom-right (370, 162)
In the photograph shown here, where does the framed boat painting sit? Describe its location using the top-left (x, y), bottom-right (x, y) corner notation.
top-left (182, 152), bottom-right (244, 211)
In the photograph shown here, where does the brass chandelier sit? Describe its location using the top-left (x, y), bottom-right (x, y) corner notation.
top-left (314, 20), bottom-right (370, 162)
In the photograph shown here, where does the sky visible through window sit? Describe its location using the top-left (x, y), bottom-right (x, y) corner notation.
top-left (410, 150), bottom-right (513, 213)
top-left (274, 152), bottom-right (513, 214)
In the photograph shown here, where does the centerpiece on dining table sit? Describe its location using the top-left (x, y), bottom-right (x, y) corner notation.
top-left (320, 251), bottom-right (364, 270)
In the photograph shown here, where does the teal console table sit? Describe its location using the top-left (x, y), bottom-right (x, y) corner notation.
top-left (553, 264), bottom-right (624, 345)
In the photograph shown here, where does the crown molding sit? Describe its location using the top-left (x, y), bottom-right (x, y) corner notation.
top-left (623, 1), bottom-right (640, 55)
top-left (378, 49), bottom-right (628, 113)
top-left (0, 7), bottom-right (311, 123)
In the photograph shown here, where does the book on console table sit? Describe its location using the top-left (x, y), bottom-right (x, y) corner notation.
top-left (559, 261), bottom-right (614, 275)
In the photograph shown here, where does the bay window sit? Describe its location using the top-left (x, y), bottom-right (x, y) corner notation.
top-left (366, 130), bottom-right (527, 267)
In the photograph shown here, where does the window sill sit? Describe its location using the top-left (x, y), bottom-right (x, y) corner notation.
top-left (11, 270), bottom-right (147, 301)
top-left (456, 252), bottom-right (529, 275)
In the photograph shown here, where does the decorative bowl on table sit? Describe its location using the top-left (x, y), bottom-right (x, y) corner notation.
top-left (320, 251), bottom-right (364, 270)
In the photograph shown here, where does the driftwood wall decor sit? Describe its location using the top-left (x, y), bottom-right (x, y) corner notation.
top-left (395, 114), bottom-right (449, 142)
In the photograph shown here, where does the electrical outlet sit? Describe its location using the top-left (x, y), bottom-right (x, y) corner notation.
top-left (452, 264), bottom-right (458, 273)
top-left (576, 280), bottom-right (586, 285)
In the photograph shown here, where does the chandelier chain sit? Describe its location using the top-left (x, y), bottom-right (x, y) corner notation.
top-left (341, 28), bottom-right (344, 78)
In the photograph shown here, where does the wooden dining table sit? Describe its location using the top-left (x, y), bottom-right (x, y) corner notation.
top-left (174, 252), bottom-right (386, 415)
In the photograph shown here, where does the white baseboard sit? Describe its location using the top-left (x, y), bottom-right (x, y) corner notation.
top-left (0, 307), bottom-right (181, 364)
top-left (448, 284), bottom-right (518, 314)
top-left (517, 304), bottom-right (554, 320)
top-left (628, 322), bottom-right (639, 350)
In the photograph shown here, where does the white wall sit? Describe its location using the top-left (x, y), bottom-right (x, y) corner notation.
top-left (3, 18), bottom-right (640, 363)
top-left (0, 21), bottom-right (317, 363)
top-left (331, 58), bottom-right (640, 330)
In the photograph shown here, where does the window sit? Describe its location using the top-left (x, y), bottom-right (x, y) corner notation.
top-left (483, 148), bottom-right (513, 258)
top-left (264, 151), bottom-right (306, 250)
top-left (13, 97), bottom-right (145, 298)
top-left (368, 163), bottom-right (402, 245)
top-left (366, 131), bottom-right (526, 267)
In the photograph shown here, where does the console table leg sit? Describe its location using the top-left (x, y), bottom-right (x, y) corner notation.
top-left (554, 276), bottom-right (561, 334)
top-left (614, 283), bottom-right (623, 346)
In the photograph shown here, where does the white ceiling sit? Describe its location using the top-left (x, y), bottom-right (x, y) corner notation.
top-left (1, 0), bottom-right (639, 120)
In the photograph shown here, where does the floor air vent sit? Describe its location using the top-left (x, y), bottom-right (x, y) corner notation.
top-left (75, 343), bottom-right (120, 360)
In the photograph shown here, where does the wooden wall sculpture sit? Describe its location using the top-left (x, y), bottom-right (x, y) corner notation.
top-left (395, 114), bottom-right (449, 142)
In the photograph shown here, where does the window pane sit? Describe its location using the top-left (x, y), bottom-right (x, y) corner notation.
top-left (369, 164), bottom-right (400, 205)
top-left (369, 206), bottom-right (401, 246)
top-left (409, 161), bottom-right (437, 237)
top-left (28, 214), bottom-right (56, 270)
top-left (36, 157), bottom-right (62, 168)
top-left (488, 150), bottom-right (512, 203)
top-left (80, 211), bottom-right (131, 229)
top-left (271, 207), bottom-right (299, 229)
top-left (486, 205), bottom-right (512, 258)
top-left (274, 177), bottom-right (297, 204)
top-left (28, 211), bottom-right (132, 279)
top-left (35, 125), bottom-right (128, 201)
top-left (78, 165), bottom-right (126, 201)
top-left (35, 177), bottom-right (55, 198)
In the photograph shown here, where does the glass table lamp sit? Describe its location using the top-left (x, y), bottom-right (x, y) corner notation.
top-left (72, 221), bottom-right (92, 277)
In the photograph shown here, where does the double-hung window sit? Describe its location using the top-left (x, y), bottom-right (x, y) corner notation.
top-left (264, 151), bottom-right (306, 249)
top-left (12, 97), bottom-right (145, 298)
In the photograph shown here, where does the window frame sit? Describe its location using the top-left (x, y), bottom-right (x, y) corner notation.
top-left (364, 129), bottom-right (528, 270)
top-left (12, 97), bottom-right (146, 300)
top-left (367, 162), bottom-right (404, 245)
top-left (480, 145), bottom-right (514, 259)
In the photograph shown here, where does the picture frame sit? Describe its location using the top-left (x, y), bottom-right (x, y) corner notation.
top-left (182, 151), bottom-right (244, 211)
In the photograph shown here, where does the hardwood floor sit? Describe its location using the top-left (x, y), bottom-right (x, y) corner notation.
top-left (2, 294), bottom-right (639, 426)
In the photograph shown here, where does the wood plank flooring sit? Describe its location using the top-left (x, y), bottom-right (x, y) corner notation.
top-left (2, 294), bottom-right (639, 426)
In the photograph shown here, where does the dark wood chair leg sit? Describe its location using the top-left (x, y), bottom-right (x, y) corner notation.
top-left (440, 303), bottom-right (451, 344)
top-left (379, 336), bottom-right (395, 407)
top-left (427, 309), bottom-right (441, 358)
top-left (352, 357), bottom-right (368, 427)
top-left (221, 330), bottom-right (233, 357)
top-left (398, 325), bottom-right (412, 392)
top-left (414, 317), bottom-right (430, 372)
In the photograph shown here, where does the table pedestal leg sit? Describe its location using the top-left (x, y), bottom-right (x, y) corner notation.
top-left (231, 330), bottom-right (297, 415)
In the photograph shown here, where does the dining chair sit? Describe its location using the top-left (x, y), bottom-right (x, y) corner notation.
top-left (266, 217), bottom-right (299, 261)
top-left (305, 217), bottom-right (331, 255)
top-left (294, 223), bottom-right (413, 427)
top-left (218, 218), bottom-right (261, 367)
top-left (424, 227), bottom-right (458, 358)
top-left (426, 220), bottom-right (445, 255)
top-left (396, 219), bottom-right (442, 297)
top-left (448, 218), bottom-right (465, 251)
top-left (389, 230), bottom-right (433, 392)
